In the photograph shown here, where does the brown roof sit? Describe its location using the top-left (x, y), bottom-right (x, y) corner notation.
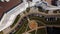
top-left (0, 0), bottom-right (22, 20)
top-left (45, 0), bottom-right (52, 4)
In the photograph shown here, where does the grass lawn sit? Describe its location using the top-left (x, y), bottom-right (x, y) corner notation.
top-left (37, 28), bottom-right (46, 34)
top-left (38, 8), bottom-right (44, 12)
top-left (28, 14), bottom-right (60, 25)
top-left (30, 28), bottom-right (46, 34)
top-left (26, 8), bottom-right (30, 13)
top-left (0, 31), bottom-right (3, 34)
top-left (44, 10), bottom-right (48, 14)
top-left (10, 15), bottom-right (20, 28)
top-left (53, 11), bottom-right (57, 13)
top-left (30, 30), bottom-right (36, 34)
top-left (14, 17), bottom-right (28, 34)
top-left (23, 8), bottom-right (30, 14)
top-left (11, 13), bottom-right (60, 34)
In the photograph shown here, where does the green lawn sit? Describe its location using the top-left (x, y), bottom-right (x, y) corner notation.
top-left (38, 7), bottom-right (48, 14)
top-left (28, 14), bottom-right (60, 25)
top-left (11, 13), bottom-right (60, 34)
top-left (44, 10), bottom-right (49, 14)
top-left (0, 31), bottom-right (3, 34)
top-left (10, 15), bottom-right (20, 28)
top-left (23, 8), bottom-right (30, 14)
top-left (53, 11), bottom-right (57, 13)
top-left (38, 8), bottom-right (43, 12)
top-left (30, 28), bottom-right (46, 34)
top-left (30, 30), bottom-right (36, 34)
top-left (37, 28), bottom-right (46, 34)
top-left (26, 8), bottom-right (30, 12)
top-left (14, 17), bottom-right (28, 34)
